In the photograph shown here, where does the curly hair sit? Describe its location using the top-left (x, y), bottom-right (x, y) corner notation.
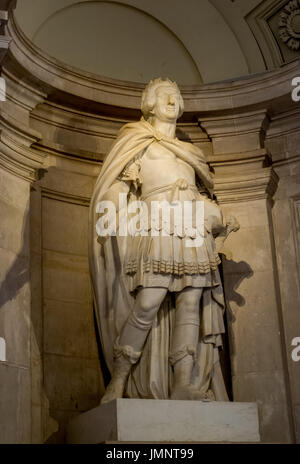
top-left (141, 78), bottom-right (184, 120)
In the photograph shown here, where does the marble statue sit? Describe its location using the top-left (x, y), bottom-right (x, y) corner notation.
top-left (89, 78), bottom-right (239, 404)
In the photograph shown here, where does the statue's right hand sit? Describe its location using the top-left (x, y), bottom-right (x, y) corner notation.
top-left (175, 178), bottom-right (189, 190)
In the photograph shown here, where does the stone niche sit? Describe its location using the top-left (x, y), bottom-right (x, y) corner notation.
top-left (0, 6), bottom-right (300, 444)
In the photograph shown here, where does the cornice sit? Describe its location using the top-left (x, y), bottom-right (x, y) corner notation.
top-left (1, 108), bottom-right (41, 143)
top-left (200, 110), bottom-right (269, 137)
top-left (41, 187), bottom-right (90, 207)
top-left (0, 4), bottom-right (48, 183)
top-left (0, 129), bottom-right (46, 181)
top-left (273, 155), bottom-right (300, 170)
top-left (214, 167), bottom-right (279, 204)
top-left (200, 108), bottom-right (270, 165)
top-left (5, 12), bottom-right (300, 115)
top-left (30, 101), bottom-right (123, 142)
top-left (208, 148), bottom-right (270, 169)
top-left (32, 140), bottom-right (104, 164)
top-left (2, 66), bottom-right (46, 110)
top-left (267, 107), bottom-right (300, 138)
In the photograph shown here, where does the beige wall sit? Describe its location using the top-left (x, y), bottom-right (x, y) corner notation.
top-left (36, 163), bottom-right (105, 443)
top-left (0, 170), bottom-right (31, 443)
top-left (14, 0), bottom-right (265, 84)
top-left (266, 114), bottom-right (300, 443)
top-left (1, 4), bottom-right (300, 443)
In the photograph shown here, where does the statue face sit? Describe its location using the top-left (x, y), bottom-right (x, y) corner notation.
top-left (153, 85), bottom-right (181, 122)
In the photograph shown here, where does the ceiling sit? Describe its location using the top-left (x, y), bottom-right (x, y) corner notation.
top-left (13, 0), bottom-right (298, 85)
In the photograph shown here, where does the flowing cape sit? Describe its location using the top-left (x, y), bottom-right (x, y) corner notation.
top-left (89, 118), bottom-right (229, 400)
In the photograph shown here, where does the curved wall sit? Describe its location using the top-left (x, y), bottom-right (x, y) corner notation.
top-left (1, 1), bottom-right (300, 444)
top-left (14, 0), bottom-right (262, 84)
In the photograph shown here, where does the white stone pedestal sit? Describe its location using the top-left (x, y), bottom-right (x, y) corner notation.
top-left (66, 399), bottom-right (260, 443)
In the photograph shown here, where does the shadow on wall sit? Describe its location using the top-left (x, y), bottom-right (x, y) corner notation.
top-left (222, 259), bottom-right (254, 358)
top-left (0, 194), bottom-right (59, 443)
top-left (0, 208), bottom-right (30, 310)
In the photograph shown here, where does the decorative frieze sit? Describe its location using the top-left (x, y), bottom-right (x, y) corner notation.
top-left (278, 0), bottom-right (300, 50)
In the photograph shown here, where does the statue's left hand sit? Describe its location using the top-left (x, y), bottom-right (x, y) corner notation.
top-left (174, 178), bottom-right (189, 190)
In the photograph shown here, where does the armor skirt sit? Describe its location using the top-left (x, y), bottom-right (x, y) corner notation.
top-left (124, 185), bottom-right (222, 293)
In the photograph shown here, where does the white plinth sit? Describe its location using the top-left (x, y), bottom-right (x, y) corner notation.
top-left (66, 399), bottom-right (260, 443)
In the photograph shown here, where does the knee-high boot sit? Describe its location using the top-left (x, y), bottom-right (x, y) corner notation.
top-left (169, 344), bottom-right (196, 399)
top-left (101, 340), bottom-right (142, 404)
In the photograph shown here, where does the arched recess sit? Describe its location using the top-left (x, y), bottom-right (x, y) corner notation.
top-left (15, 0), bottom-right (202, 85)
top-left (14, 0), bottom-right (258, 84)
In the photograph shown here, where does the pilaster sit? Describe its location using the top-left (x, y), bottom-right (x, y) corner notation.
top-left (0, 2), bottom-right (47, 442)
top-left (199, 109), bottom-right (295, 443)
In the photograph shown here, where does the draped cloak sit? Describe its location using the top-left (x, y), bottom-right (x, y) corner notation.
top-left (88, 118), bottom-right (229, 401)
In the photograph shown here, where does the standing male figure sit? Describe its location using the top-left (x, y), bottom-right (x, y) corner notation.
top-left (89, 78), bottom-right (239, 404)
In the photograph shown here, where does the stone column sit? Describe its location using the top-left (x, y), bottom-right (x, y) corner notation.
top-left (0, 169), bottom-right (32, 443)
top-left (200, 110), bottom-right (295, 443)
top-left (0, 26), bottom-right (47, 440)
top-left (266, 108), bottom-right (300, 443)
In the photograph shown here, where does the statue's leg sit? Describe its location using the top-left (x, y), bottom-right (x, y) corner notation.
top-left (101, 287), bottom-right (167, 404)
top-left (170, 287), bottom-right (203, 400)
top-left (119, 287), bottom-right (168, 349)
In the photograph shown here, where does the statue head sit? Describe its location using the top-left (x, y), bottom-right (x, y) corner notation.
top-left (141, 78), bottom-right (184, 122)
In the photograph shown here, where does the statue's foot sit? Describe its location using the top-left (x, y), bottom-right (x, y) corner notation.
top-left (100, 377), bottom-right (126, 404)
top-left (171, 385), bottom-right (215, 402)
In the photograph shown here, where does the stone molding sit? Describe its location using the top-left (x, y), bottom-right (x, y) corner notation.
top-left (30, 101), bottom-right (125, 139)
top-left (200, 110), bottom-right (269, 155)
top-left (200, 108), bottom-right (278, 203)
top-left (0, 3), bottom-right (48, 182)
top-left (0, 66), bottom-right (46, 181)
top-left (214, 167), bottom-right (278, 204)
top-left (208, 148), bottom-right (270, 171)
top-left (41, 187), bottom-right (91, 207)
top-left (267, 107), bottom-right (300, 138)
top-left (1, 5), bottom-right (299, 188)
top-left (32, 140), bottom-right (105, 164)
top-left (0, 126), bottom-right (44, 181)
top-left (2, 66), bottom-right (46, 111)
top-left (6, 11), bottom-right (300, 113)
top-left (200, 109), bottom-right (269, 138)
top-left (0, 0), bottom-right (16, 66)
top-left (266, 107), bottom-right (300, 168)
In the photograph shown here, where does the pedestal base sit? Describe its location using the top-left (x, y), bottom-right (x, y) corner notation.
top-left (66, 399), bottom-right (260, 444)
